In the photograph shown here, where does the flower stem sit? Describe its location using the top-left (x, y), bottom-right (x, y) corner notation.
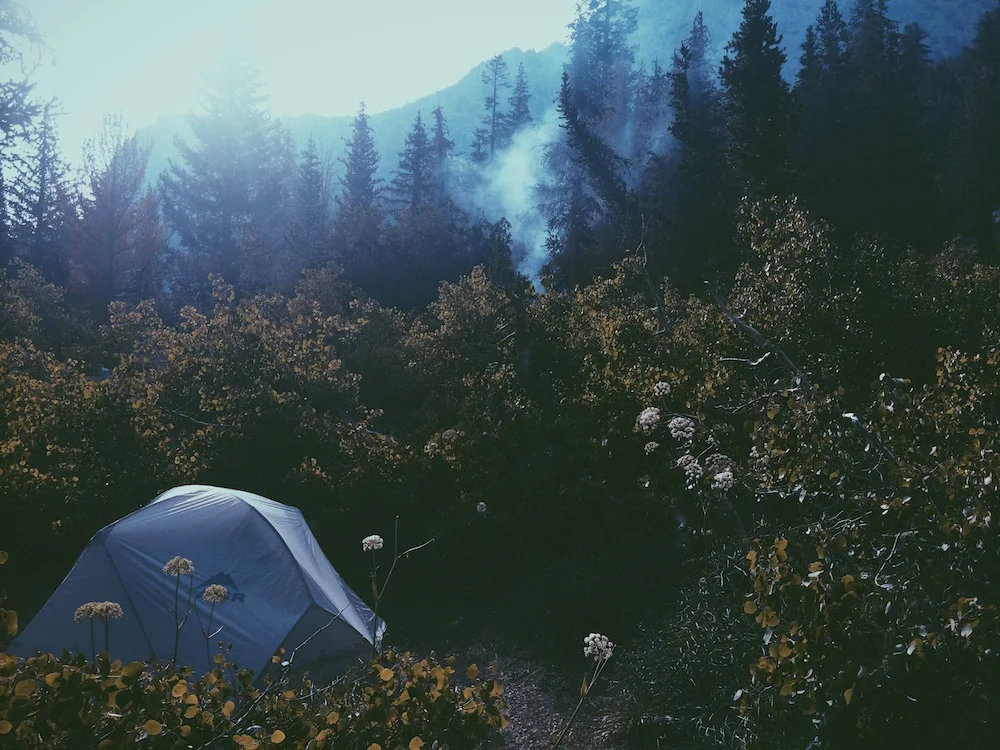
top-left (171, 574), bottom-right (181, 667)
top-left (205, 603), bottom-right (216, 672)
top-left (371, 552), bottom-right (379, 660)
top-left (552, 659), bottom-right (608, 749)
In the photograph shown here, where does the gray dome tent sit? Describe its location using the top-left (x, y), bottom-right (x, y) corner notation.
top-left (10, 485), bottom-right (384, 681)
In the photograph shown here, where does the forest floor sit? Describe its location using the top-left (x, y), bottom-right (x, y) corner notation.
top-left (449, 639), bottom-right (623, 750)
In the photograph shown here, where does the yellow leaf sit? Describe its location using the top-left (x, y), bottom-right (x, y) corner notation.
top-left (0, 720), bottom-right (12, 735)
top-left (315, 729), bottom-right (328, 746)
top-left (44, 672), bottom-right (60, 687)
top-left (844, 687), bottom-right (854, 705)
top-left (282, 690), bottom-right (296, 700)
top-left (144, 719), bottom-right (162, 736)
top-left (214, 654), bottom-right (225, 664)
top-left (14, 679), bottom-right (37, 697)
top-left (122, 661), bottom-right (144, 679)
top-left (223, 700), bottom-right (236, 718)
top-left (367, 745), bottom-right (382, 750)
top-left (185, 705), bottom-right (199, 719)
top-left (409, 738), bottom-right (425, 750)
top-left (172, 680), bottom-right (188, 697)
top-left (778, 643), bottom-right (792, 658)
top-left (767, 407), bottom-right (778, 420)
top-left (379, 667), bottom-right (393, 682)
top-left (327, 711), bottom-right (340, 725)
top-left (0, 550), bottom-right (7, 564)
top-left (743, 600), bottom-right (758, 615)
top-left (467, 663), bottom-right (479, 680)
top-left (185, 694), bottom-right (199, 705)
top-left (270, 729), bottom-right (286, 744)
top-left (779, 682), bottom-right (794, 697)
top-left (181, 725), bottom-right (192, 737)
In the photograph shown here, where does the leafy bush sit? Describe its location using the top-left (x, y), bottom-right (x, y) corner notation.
top-left (0, 549), bottom-right (506, 749)
top-left (4, 197), bottom-right (1000, 747)
top-left (0, 648), bottom-right (506, 748)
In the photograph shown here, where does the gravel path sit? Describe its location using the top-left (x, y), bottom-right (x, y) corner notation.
top-left (457, 641), bottom-right (622, 749)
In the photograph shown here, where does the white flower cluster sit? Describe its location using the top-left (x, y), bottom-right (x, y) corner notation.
top-left (653, 381), bottom-right (670, 397)
top-left (362, 534), bottom-right (384, 552)
top-left (476, 502), bottom-right (487, 514)
top-left (583, 632), bottom-right (614, 661)
top-left (644, 441), bottom-right (659, 455)
top-left (635, 407), bottom-right (661, 433)
top-left (424, 440), bottom-right (439, 456)
top-left (711, 470), bottom-right (735, 492)
top-left (668, 416), bottom-right (695, 441)
top-left (685, 460), bottom-right (703, 482)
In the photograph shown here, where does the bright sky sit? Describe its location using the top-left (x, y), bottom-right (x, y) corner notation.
top-left (25, 0), bottom-right (577, 165)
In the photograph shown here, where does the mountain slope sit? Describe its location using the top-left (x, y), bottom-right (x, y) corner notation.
top-left (140, 44), bottom-right (568, 186)
top-left (140, 0), bottom-right (993, 187)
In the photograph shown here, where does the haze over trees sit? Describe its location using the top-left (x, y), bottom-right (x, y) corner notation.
top-left (2, 1), bottom-right (1000, 748)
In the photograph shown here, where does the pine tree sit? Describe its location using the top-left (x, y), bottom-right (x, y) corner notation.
top-left (568, 0), bottom-right (639, 126)
top-left (839, 0), bottom-right (937, 240)
top-left (642, 13), bottom-right (731, 283)
top-left (0, 82), bottom-right (38, 267)
top-left (538, 0), bottom-right (638, 288)
top-left (719, 0), bottom-right (791, 196)
top-left (335, 102), bottom-right (383, 277)
top-left (632, 60), bottom-right (669, 159)
top-left (539, 74), bottom-right (614, 289)
top-left (944, 4), bottom-right (1000, 252)
top-left (9, 101), bottom-right (73, 283)
top-left (288, 135), bottom-right (332, 270)
top-left (542, 157), bottom-right (600, 290)
top-left (389, 112), bottom-right (434, 223)
top-left (791, 0), bottom-right (850, 210)
top-left (158, 56), bottom-right (292, 292)
top-left (507, 62), bottom-right (533, 137)
top-left (66, 113), bottom-right (162, 312)
top-left (685, 11), bottom-right (715, 101)
top-left (430, 105), bottom-right (455, 202)
top-left (668, 14), bottom-right (723, 150)
top-left (0, 0), bottom-right (40, 267)
top-left (474, 54), bottom-right (510, 161)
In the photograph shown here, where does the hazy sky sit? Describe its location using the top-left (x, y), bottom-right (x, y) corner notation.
top-left (24, 0), bottom-right (577, 164)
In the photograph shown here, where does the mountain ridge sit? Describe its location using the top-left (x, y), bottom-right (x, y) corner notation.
top-left (140, 0), bottom-right (994, 186)
top-left (140, 43), bottom-right (569, 186)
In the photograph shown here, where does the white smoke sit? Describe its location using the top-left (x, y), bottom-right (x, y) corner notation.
top-left (453, 108), bottom-right (563, 283)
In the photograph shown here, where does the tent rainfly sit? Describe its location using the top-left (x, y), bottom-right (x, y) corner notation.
top-left (9, 485), bottom-right (384, 681)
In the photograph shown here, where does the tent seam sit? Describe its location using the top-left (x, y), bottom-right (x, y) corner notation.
top-left (252, 604), bottom-right (311, 681)
top-left (239, 501), bottom-right (320, 608)
top-left (98, 535), bottom-right (157, 660)
top-left (237, 499), bottom-right (368, 638)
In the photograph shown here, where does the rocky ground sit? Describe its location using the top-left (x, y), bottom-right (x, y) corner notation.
top-left (455, 639), bottom-right (624, 750)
